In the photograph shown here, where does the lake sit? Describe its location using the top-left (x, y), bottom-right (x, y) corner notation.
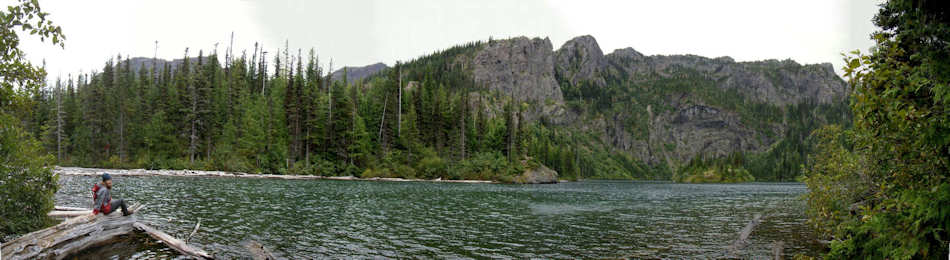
top-left (55, 175), bottom-right (822, 259)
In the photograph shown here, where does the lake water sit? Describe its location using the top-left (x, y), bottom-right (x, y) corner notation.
top-left (55, 175), bottom-right (822, 259)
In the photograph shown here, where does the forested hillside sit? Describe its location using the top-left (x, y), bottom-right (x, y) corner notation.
top-left (20, 35), bottom-right (849, 182)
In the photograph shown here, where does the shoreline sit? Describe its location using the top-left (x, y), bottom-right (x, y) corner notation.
top-left (54, 166), bottom-right (497, 184)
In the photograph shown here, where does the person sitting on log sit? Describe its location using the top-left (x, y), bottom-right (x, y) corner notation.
top-left (92, 173), bottom-right (133, 216)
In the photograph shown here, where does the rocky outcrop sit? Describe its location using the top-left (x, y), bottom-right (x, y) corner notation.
top-left (648, 99), bottom-right (763, 165)
top-left (473, 37), bottom-right (564, 105)
top-left (516, 164), bottom-right (559, 184)
top-left (555, 35), bottom-right (607, 88)
top-left (550, 39), bottom-right (849, 168)
top-left (472, 37), bottom-right (569, 124)
top-left (603, 52), bottom-right (847, 105)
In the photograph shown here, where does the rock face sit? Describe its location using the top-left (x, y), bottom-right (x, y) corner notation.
top-left (516, 164), bottom-right (559, 184)
top-left (648, 101), bottom-right (761, 165)
top-left (555, 35), bottom-right (607, 88)
top-left (472, 37), bottom-right (570, 124)
top-left (546, 35), bottom-right (847, 167)
top-left (473, 37), bottom-right (564, 105)
top-left (604, 53), bottom-right (847, 105)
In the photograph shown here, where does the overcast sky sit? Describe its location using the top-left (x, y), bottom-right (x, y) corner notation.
top-left (16, 0), bottom-right (882, 82)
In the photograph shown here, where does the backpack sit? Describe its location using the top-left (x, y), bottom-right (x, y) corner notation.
top-left (91, 183), bottom-right (111, 214)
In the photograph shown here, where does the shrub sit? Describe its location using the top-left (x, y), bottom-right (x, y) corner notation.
top-left (417, 155), bottom-right (446, 179)
top-left (1, 114), bottom-right (58, 241)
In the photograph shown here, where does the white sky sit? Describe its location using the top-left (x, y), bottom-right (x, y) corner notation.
top-left (15, 0), bottom-right (882, 82)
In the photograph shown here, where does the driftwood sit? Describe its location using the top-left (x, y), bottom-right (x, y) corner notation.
top-left (55, 166), bottom-right (495, 183)
top-left (727, 213), bottom-right (763, 257)
top-left (244, 240), bottom-right (277, 260)
top-left (133, 222), bottom-right (212, 259)
top-left (186, 218), bottom-right (201, 243)
top-left (3, 204), bottom-right (213, 260)
top-left (1, 204), bottom-right (145, 260)
top-left (47, 210), bottom-right (93, 218)
top-left (53, 206), bottom-right (89, 211)
top-left (47, 206), bottom-right (92, 219)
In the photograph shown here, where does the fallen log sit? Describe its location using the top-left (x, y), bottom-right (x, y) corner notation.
top-left (1, 204), bottom-right (145, 260)
top-left (54, 206), bottom-right (89, 211)
top-left (727, 213), bottom-right (762, 257)
top-left (133, 222), bottom-right (212, 259)
top-left (47, 210), bottom-right (93, 218)
top-left (186, 218), bottom-right (201, 243)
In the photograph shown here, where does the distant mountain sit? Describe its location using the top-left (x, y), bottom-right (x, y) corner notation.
top-left (116, 57), bottom-right (205, 75)
top-left (330, 63), bottom-right (389, 83)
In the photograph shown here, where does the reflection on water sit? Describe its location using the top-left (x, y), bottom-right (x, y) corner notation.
top-left (56, 176), bottom-right (822, 259)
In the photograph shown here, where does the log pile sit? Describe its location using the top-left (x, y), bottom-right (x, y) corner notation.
top-left (56, 166), bottom-right (495, 183)
top-left (1, 204), bottom-right (213, 259)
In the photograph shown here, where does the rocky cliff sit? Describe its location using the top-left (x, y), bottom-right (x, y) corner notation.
top-left (471, 37), bottom-right (569, 123)
top-left (472, 37), bottom-right (564, 103)
top-left (555, 35), bottom-right (607, 88)
top-left (358, 35), bottom-right (849, 179)
top-left (606, 51), bottom-right (847, 105)
top-left (551, 35), bottom-right (848, 169)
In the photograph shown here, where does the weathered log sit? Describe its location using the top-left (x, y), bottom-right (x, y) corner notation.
top-left (133, 222), bottom-right (212, 259)
top-left (727, 213), bottom-right (762, 257)
top-left (47, 210), bottom-right (92, 218)
top-left (1, 204), bottom-right (144, 260)
top-left (53, 206), bottom-right (89, 211)
top-left (186, 218), bottom-right (201, 243)
top-left (244, 240), bottom-right (277, 260)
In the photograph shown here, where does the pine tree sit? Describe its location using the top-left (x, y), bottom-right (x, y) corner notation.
top-left (284, 56), bottom-right (298, 164)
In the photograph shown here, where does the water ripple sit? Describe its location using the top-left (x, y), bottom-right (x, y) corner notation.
top-left (55, 177), bottom-right (821, 258)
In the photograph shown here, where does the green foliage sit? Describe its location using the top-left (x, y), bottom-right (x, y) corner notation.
top-left (0, 0), bottom-right (64, 241)
top-left (0, 0), bottom-right (65, 108)
top-left (804, 1), bottom-right (950, 258)
top-left (449, 152), bottom-right (520, 181)
top-left (673, 152), bottom-right (755, 183)
top-left (827, 184), bottom-right (950, 259)
top-left (800, 125), bottom-right (867, 237)
top-left (0, 114), bottom-right (58, 241)
top-left (417, 154), bottom-right (447, 179)
top-left (746, 102), bottom-right (852, 181)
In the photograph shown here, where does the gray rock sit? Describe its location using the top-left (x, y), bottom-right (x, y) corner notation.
top-left (472, 36), bottom-right (568, 123)
top-left (473, 37), bottom-right (564, 104)
top-left (555, 35), bottom-right (607, 88)
top-left (517, 164), bottom-right (559, 184)
top-left (648, 100), bottom-right (763, 165)
top-left (602, 53), bottom-right (848, 105)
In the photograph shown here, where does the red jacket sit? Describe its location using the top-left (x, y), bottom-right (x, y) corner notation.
top-left (92, 183), bottom-right (111, 214)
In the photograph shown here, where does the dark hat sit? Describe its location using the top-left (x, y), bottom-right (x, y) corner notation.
top-left (102, 173), bottom-right (112, 181)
